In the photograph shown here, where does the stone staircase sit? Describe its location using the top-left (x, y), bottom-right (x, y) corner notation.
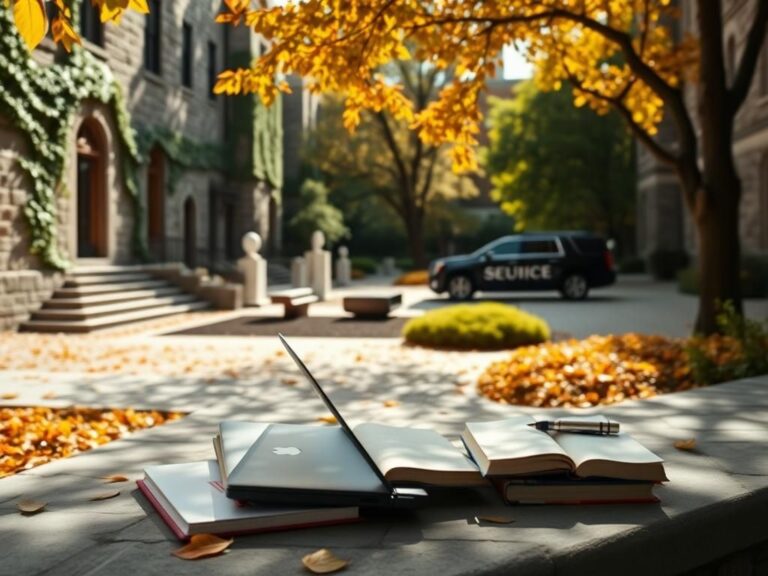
top-left (19, 265), bottom-right (210, 333)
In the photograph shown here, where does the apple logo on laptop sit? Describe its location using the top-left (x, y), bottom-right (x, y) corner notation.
top-left (272, 446), bottom-right (301, 456)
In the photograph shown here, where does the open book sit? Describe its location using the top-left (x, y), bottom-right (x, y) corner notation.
top-left (217, 420), bottom-right (485, 488)
top-left (461, 415), bottom-right (668, 482)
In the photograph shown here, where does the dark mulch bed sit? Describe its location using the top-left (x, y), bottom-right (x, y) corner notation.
top-left (167, 315), bottom-right (410, 338)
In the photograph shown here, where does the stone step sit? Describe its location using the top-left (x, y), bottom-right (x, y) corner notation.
top-left (64, 272), bottom-right (154, 287)
top-left (31, 294), bottom-right (200, 321)
top-left (43, 286), bottom-right (184, 309)
top-left (68, 264), bottom-right (150, 276)
top-left (53, 279), bottom-right (170, 297)
top-left (19, 301), bottom-right (211, 333)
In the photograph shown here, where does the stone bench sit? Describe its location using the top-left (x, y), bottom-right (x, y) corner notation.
top-left (270, 287), bottom-right (318, 318)
top-left (343, 292), bottom-right (402, 318)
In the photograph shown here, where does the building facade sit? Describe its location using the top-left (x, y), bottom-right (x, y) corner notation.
top-left (637, 0), bottom-right (768, 261)
top-left (0, 1), bottom-right (283, 328)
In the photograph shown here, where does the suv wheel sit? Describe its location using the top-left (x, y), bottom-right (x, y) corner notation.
top-left (447, 275), bottom-right (474, 300)
top-left (561, 273), bottom-right (589, 300)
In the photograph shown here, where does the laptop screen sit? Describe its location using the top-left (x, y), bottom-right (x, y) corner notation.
top-left (278, 334), bottom-right (394, 492)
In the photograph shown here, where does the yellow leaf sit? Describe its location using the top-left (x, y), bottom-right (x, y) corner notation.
top-left (674, 438), bottom-right (697, 451)
top-left (129, 0), bottom-right (149, 13)
top-left (13, 0), bottom-right (47, 50)
top-left (1, 392), bottom-right (18, 399)
top-left (101, 474), bottom-right (129, 483)
top-left (302, 548), bottom-right (349, 574)
top-left (172, 534), bottom-right (233, 560)
top-left (383, 400), bottom-right (400, 408)
top-left (17, 498), bottom-right (47, 514)
top-left (41, 391), bottom-right (57, 399)
top-left (89, 489), bottom-right (121, 501)
top-left (317, 415), bottom-right (338, 425)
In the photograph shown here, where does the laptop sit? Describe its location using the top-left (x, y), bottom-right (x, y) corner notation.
top-left (223, 334), bottom-right (428, 508)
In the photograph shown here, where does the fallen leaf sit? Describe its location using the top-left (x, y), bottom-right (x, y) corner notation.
top-left (281, 377), bottom-right (298, 386)
top-left (1, 392), bottom-right (18, 400)
top-left (302, 548), bottom-right (349, 574)
top-left (89, 490), bottom-right (120, 501)
top-left (317, 415), bottom-right (338, 425)
top-left (354, 354), bottom-right (364, 362)
top-left (41, 391), bottom-right (57, 399)
top-left (475, 515), bottom-right (515, 525)
top-left (172, 534), bottom-right (233, 560)
top-left (674, 438), bottom-right (697, 451)
top-left (383, 400), bottom-right (400, 408)
top-left (101, 474), bottom-right (129, 483)
top-left (17, 499), bottom-right (46, 514)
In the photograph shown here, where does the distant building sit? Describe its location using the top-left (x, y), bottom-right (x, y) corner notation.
top-left (637, 1), bottom-right (768, 261)
top-left (0, 1), bottom-right (283, 328)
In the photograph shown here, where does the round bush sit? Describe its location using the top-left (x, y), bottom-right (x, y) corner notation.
top-left (402, 303), bottom-right (550, 350)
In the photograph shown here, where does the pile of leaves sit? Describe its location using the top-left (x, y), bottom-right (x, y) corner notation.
top-left (477, 331), bottom-right (761, 408)
top-left (394, 270), bottom-right (429, 285)
top-left (1, 406), bottom-right (184, 477)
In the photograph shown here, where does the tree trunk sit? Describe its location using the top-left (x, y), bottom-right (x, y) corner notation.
top-left (692, 176), bottom-right (742, 334)
top-left (404, 211), bottom-right (427, 267)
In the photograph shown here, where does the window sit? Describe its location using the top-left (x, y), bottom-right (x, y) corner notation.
top-left (143, 0), bottom-right (161, 74)
top-left (207, 41), bottom-right (217, 100)
top-left (521, 239), bottom-right (559, 254)
top-left (572, 237), bottom-right (606, 254)
top-left (182, 22), bottom-right (193, 88)
top-left (80, 0), bottom-right (103, 46)
top-left (491, 241), bottom-right (520, 255)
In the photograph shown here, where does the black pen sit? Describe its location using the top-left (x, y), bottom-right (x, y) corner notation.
top-left (527, 419), bottom-right (620, 435)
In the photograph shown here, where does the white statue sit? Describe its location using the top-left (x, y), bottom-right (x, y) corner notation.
top-left (237, 232), bottom-right (268, 306)
top-left (308, 230), bottom-right (331, 300)
top-left (335, 245), bottom-right (351, 286)
top-left (291, 256), bottom-right (308, 288)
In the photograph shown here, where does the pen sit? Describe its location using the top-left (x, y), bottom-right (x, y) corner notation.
top-left (527, 419), bottom-right (620, 435)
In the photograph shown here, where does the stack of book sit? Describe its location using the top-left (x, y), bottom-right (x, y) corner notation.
top-left (460, 415), bottom-right (668, 504)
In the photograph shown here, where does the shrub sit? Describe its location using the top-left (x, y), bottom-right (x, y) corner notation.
top-left (350, 257), bottom-right (378, 275)
top-left (677, 256), bottom-right (768, 298)
top-left (395, 257), bottom-right (415, 271)
top-left (402, 303), bottom-right (550, 350)
top-left (394, 270), bottom-right (429, 285)
top-left (648, 249), bottom-right (689, 280)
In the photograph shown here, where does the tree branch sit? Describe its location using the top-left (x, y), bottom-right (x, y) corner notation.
top-left (373, 111), bottom-right (414, 211)
top-left (729, 0), bottom-right (768, 113)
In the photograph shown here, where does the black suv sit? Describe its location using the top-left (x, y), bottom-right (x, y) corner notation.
top-left (428, 232), bottom-right (616, 300)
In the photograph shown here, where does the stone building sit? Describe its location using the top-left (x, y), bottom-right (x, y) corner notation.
top-left (637, 0), bottom-right (768, 260)
top-left (0, 1), bottom-right (283, 328)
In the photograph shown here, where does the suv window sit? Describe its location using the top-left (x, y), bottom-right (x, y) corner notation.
top-left (521, 239), bottom-right (559, 254)
top-left (491, 241), bottom-right (520, 255)
top-left (572, 237), bottom-right (605, 254)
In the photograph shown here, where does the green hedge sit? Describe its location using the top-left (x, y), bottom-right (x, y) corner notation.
top-left (678, 256), bottom-right (768, 298)
top-left (350, 257), bottom-right (378, 275)
top-left (402, 303), bottom-right (550, 350)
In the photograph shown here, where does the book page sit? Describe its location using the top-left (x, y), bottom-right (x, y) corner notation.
top-left (353, 423), bottom-right (482, 485)
top-left (463, 415), bottom-right (569, 469)
top-left (555, 432), bottom-right (667, 481)
top-left (218, 421), bottom-right (271, 477)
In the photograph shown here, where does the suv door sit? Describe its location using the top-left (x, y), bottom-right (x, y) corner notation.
top-left (516, 238), bottom-right (564, 290)
top-left (477, 239), bottom-right (521, 291)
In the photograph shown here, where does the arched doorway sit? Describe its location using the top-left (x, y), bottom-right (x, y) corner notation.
top-left (76, 120), bottom-right (107, 258)
top-left (184, 196), bottom-right (197, 268)
top-left (146, 146), bottom-right (166, 260)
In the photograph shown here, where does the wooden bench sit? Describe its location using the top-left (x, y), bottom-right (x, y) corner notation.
top-left (343, 293), bottom-right (402, 318)
top-left (270, 287), bottom-right (318, 318)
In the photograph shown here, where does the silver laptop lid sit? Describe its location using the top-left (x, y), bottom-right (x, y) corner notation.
top-left (278, 333), bottom-right (394, 492)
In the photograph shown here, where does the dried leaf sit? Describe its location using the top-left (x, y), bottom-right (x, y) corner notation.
top-left (41, 391), bottom-right (57, 399)
top-left (302, 548), bottom-right (349, 574)
top-left (172, 534), bottom-right (233, 560)
top-left (317, 415), bottom-right (338, 425)
top-left (1, 392), bottom-right (18, 400)
top-left (101, 474), bottom-right (129, 483)
top-left (281, 377), bottom-right (299, 386)
top-left (17, 498), bottom-right (46, 514)
top-left (89, 490), bottom-right (120, 501)
top-left (475, 515), bottom-right (515, 525)
top-left (674, 438), bottom-right (697, 451)
top-left (383, 400), bottom-right (400, 408)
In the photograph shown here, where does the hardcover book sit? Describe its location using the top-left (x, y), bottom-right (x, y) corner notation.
top-left (138, 460), bottom-right (359, 540)
top-left (498, 476), bottom-right (659, 504)
top-left (461, 415), bottom-right (668, 482)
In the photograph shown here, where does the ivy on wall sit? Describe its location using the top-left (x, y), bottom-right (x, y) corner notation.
top-left (0, 5), bottom-right (144, 270)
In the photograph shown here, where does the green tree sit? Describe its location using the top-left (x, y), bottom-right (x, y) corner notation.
top-left (484, 81), bottom-right (636, 257)
top-left (306, 61), bottom-right (476, 267)
top-left (287, 179), bottom-right (349, 248)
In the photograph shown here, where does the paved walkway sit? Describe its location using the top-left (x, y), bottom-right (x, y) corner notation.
top-left (1, 275), bottom-right (767, 574)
